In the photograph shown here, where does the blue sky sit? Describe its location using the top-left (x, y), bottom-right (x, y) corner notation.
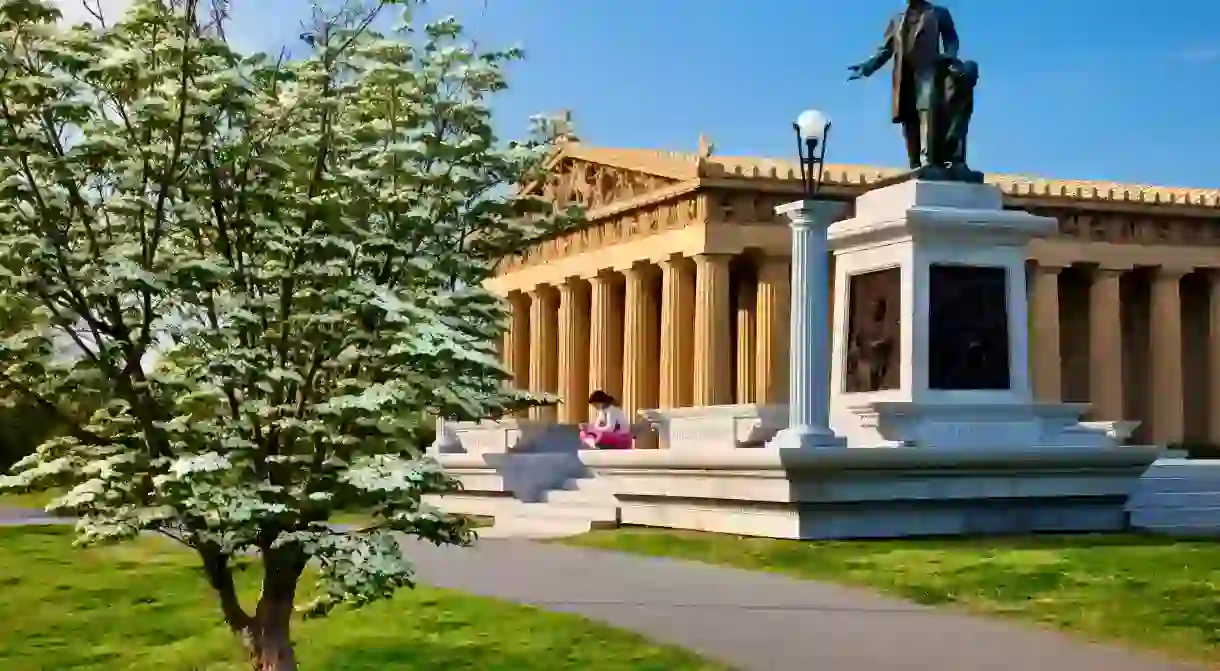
top-left (220, 0), bottom-right (1220, 188)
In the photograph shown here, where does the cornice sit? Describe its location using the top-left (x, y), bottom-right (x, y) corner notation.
top-left (548, 143), bottom-right (1220, 210)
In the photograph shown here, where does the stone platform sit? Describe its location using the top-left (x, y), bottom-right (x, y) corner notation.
top-left (431, 434), bottom-right (1164, 539)
top-left (576, 445), bottom-right (1158, 539)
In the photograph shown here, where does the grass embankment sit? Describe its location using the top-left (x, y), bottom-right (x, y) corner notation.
top-left (0, 526), bottom-right (722, 670)
top-left (567, 528), bottom-right (1220, 663)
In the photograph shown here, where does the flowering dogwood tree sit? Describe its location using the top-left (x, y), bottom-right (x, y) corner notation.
top-left (0, 0), bottom-right (575, 668)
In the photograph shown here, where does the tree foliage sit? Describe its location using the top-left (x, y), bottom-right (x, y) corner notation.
top-left (0, 0), bottom-right (576, 667)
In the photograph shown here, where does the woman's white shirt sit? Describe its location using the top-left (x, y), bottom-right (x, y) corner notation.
top-left (594, 405), bottom-right (629, 432)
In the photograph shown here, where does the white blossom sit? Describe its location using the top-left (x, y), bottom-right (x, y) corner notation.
top-left (0, 0), bottom-right (577, 666)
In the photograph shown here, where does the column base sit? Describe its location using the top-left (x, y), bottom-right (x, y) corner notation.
top-left (768, 426), bottom-right (847, 449)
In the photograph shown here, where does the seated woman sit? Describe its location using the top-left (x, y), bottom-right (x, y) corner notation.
top-left (579, 390), bottom-right (633, 450)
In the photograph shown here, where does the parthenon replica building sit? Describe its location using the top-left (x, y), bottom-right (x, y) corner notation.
top-left (492, 140), bottom-right (1220, 447)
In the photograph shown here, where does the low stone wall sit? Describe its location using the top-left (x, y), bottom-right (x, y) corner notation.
top-left (433, 418), bottom-right (582, 455)
top-left (640, 404), bottom-right (786, 450)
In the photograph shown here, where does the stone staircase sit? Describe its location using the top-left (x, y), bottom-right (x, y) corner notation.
top-left (429, 471), bottom-right (621, 539)
top-left (1128, 459), bottom-right (1220, 535)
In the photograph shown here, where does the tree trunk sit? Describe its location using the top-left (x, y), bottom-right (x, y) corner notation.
top-left (247, 597), bottom-right (298, 671)
top-left (245, 546), bottom-right (307, 671)
top-left (199, 543), bottom-right (306, 671)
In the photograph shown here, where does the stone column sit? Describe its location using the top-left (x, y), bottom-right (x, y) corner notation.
top-left (1150, 266), bottom-right (1188, 446)
top-left (1088, 266), bottom-right (1127, 421)
top-left (504, 292), bottom-right (531, 417)
top-left (622, 263), bottom-right (660, 446)
top-left (659, 256), bottom-right (695, 408)
top-left (557, 278), bottom-right (590, 424)
top-left (735, 270), bottom-right (757, 404)
top-left (692, 254), bottom-right (733, 406)
top-left (771, 201), bottom-right (844, 448)
top-left (589, 273), bottom-right (623, 400)
top-left (1030, 263), bottom-right (1065, 402)
top-left (755, 256), bottom-right (790, 404)
top-left (503, 292), bottom-right (531, 389)
top-left (528, 285), bottom-right (559, 422)
top-left (1208, 271), bottom-right (1220, 445)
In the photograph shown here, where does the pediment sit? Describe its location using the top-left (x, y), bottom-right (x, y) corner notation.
top-left (538, 157), bottom-right (683, 211)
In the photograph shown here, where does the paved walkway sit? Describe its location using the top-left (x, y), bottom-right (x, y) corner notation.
top-left (0, 506), bottom-right (71, 526)
top-left (1, 508), bottom-right (1204, 671)
top-left (404, 537), bottom-right (1206, 671)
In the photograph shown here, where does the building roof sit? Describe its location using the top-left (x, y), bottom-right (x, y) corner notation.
top-left (557, 142), bottom-right (1220, 209)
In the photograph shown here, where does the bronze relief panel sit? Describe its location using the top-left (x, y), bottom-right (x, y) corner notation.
top-left (845, 267), bottom-right (901, 393)
top-left (926, 264), bottom-right (1010, 390)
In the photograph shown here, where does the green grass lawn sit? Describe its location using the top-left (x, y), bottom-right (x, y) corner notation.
top-left (566, 528), bottom-right (1220, 663)
top-left (0, 527), bottom-right (723, 671)
top-left (0, 491), bottom-right (494, 530)
top-left (0, 488), bottom-right (58, 511)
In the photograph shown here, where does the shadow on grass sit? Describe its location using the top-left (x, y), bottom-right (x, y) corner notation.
top-left (0, 526), bottom-right (722, 671)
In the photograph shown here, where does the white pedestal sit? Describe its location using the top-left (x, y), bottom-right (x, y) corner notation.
top-left (826, 179), bottom-right (1108, 449)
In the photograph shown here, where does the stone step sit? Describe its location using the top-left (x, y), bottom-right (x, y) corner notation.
top-left (1130, 507), bottom-right (1220, 529)
top-left (543, 486), bottom-right (620, 506)
top-left (559, 476), bottom-right (618, 492)
top-left (1126, 522), bottom-right (1220, 538)
top-left (510, 501), bottom-right (619, 524)
top-left (426, 494), bottom-right (520, 519)
top-left (478, 516), bottom-right (595, 539)
top-left (1128, 491), bottom-right (1220, 509)
top-left (1136, 479), bottom-right (1220, 495)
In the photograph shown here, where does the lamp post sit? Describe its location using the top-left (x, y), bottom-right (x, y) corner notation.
top-left (794, 109), bottom-right (831, 198)
top-left (771, 109), bottom-right (846, 449)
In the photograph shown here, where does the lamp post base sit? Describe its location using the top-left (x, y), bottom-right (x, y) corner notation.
top-left (768, 426), bottom-right (847, 449)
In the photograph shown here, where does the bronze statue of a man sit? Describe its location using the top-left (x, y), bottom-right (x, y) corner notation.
top-left (848, 0), bottom-right (959, 170)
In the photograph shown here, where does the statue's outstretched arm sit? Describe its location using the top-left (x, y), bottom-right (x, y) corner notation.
top-left (939, 8), bottom-right (960, 60)
top-left (851, 17), bottom-right (897, 78)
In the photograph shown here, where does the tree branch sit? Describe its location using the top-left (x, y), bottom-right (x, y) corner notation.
top-left (0, 371), bottom-right (110, 446)
top-left (199, 543), bottom-right (252, 633)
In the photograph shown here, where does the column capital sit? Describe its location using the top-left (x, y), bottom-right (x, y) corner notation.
top-left (1091, 263), bottom-right (1132, 278)
top-left (556, 277), bottom-right (586, 296)
top-left (587, 269), bottom-right (622, 285)
top-left (1031, 261), bottom-right (1070, 275)
top-left (1153, 264), bottom-right (1194, 281)
top-left (774, 199), bottom-right (846, 228)
top-left (693, 252), bottom-right (735, 264)
top-left (528, 283), bottom-right (559, 299)
top-left (622, 260), bottom-right (659, 278)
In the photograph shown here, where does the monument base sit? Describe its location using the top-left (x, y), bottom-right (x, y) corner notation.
top-left (827, 179), bottom-right (1060, 447)
top-left (580, 445), bottom-right (1159, 539)
top-left (767, 426), bottom-right (848, 449)
top-left (852, 401), bottom-right (1114, 449)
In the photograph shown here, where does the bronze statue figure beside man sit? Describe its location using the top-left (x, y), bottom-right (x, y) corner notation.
top-left (846, 0), bottom-right (983, 184)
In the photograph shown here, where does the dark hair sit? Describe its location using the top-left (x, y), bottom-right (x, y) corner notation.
top-left (587, 390), bottom-right (616, 406)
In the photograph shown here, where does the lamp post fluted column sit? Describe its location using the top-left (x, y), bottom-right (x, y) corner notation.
top-left (770, 200), bottom-right (846, 448)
